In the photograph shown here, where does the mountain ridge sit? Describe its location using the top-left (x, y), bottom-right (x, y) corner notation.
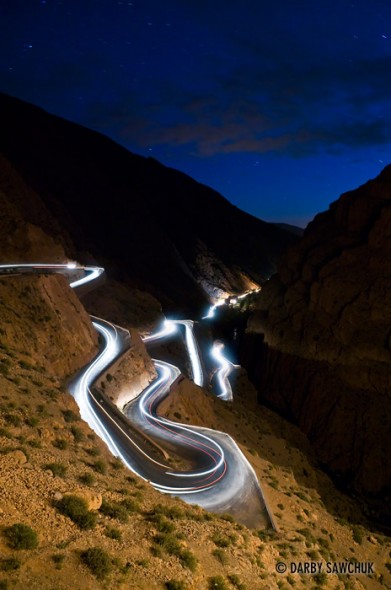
top-left (0, 92), bottom-right (296, 313)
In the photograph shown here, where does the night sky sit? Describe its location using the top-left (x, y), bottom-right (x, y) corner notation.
top-left (1, 0), bottom-right (391, 226)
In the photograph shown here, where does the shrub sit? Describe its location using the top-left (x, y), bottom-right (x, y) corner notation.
top-left (152, 514), bottom-right (175, 533)
top-left (53, 439), bottom-right (68, 450)
top-left (153, 503), bottom-right (185, 520)
top-left (121, 498), bottom-right (140, 513)
top-left (211, 532), bottom-right (232, 548)
top-left (208, 576), bottom-right (228, 590)
top-left (52, 553), bottom-right (65, 569)
top-left (44, 463), bottom-right (67, 478)
top-left (179, 549), bottom-right (197, 571)
top-left (92, 460), bottom-right (107, 474)
top-left (27, 439), bottom-right (42, 448)
top-left (154, 533), bottom-right (182, 555)
top-left (0, 580), bottom-right (8, 590)
top-left (24, 417), bottom-right (39, 427)
top-left (57, 495), bottom-right (97, 530)
top-left (0, 428), bottom-right (12, 439)
top-left (111, 458), bottom-right (124, 470)
top-left (351, 526), bottom-right (363, 545)
top-left (313, 573), bottom-right (327, 585)
top-left (227, 574), bottom-right (246, 590)
top-left (78, 472), bottom-right (95, 486)
top-left (0, 557), bottom-right (21, 571)
top-left (105, 527), bottom-right (122, 541)
top-left (62, 410), bottom-right (79, 423)
top-left (99, 499), bottom-right (128, 523)
top-left (70, 426), bottom-right (84, 442)
top-left (81, 547), bottom-right (112, 579)
top-left (4, 414), bottom-right (21, 427)
top-left (3, 523), bottom-right (38, 549)
top-left (166, 581), bottom-right (186, 590)
top-left (220, 513), bottom-right (235, 523)
top-left (213, 548), bottom-right (228, 564)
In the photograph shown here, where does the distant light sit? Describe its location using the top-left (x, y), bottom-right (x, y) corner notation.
top-left (67, 262), bottom-right (77, 269)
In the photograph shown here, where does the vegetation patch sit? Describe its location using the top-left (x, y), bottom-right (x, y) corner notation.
top-left (0, 557), bottom-right (21, 571)
top-left (99, 498), bottom-right (129, 522)
top-left (56, 495), bottom-right (97, 530)
top-left (3, 523), bottom-right (38, 550)
top-left (44, 462), bottom-right (67, 478)
top-left (208, 576), bottom-right (228, 590)
top-left (81, 546), bottom-right (112, 579)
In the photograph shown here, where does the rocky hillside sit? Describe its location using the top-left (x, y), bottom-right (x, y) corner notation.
top-left (0, 92), bottom-right (296, 313)
top-left (242, 166), bottom-right (391, 519)
top-left (1, 343), bottom-right (390, 590)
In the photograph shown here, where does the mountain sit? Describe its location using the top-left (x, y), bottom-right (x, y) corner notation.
top-left (0, 94), bottom-right (390, 588)
top-left (0, 93), bottom-right (296, 314)
top-left (242, 165), bottom-right (391, 523)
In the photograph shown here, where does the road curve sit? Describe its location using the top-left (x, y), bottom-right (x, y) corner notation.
top-left (1, 263), bottom-right (274, 528)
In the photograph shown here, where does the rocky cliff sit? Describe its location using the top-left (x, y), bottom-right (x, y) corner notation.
top-left (0, 93), bottom-right (297, 313)
top-left (243, 166), bottom-right (391, 510)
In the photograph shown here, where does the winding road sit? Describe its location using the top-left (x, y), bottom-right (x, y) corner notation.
top-left (0, 263), bottom-right (274, 529)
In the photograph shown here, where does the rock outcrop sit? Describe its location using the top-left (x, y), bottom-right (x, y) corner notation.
top-left (0, 274), bottom-right (98, 378)
top-left (243, 166), bottom-right (391, 504)
top-left (97, 329), bottom-right (157, 408)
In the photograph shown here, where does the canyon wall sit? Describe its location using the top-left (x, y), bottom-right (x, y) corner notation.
top-left (244, 166), bottom-right (391, 503)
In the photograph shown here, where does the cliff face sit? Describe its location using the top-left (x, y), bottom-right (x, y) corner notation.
top-left (0, 93), bottom-right (296, 312)
top-left (0, 275), bottom-right (98, 378)
top-left (244, 166), bottom-right (391, 501)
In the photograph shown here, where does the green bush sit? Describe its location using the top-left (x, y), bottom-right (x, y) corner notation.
top-left (208, 576), bottom-right (228, 590)
top-left (153, 503), bottom-right (185, 520)
top-left (24, 417), bottom-right (39, 427)
top-left (57, 495), bottom-right (97, 530)
top-left (212, 548), bottom-right (228, 564)
top-left (81, 547), bottom-right (112, 579)
top-left (99, 499), bottom-right (128, 523)
top-left (154, 533), bottom-right (182, 555)
top-left (105, 527), bottom-right (122, 541)
top-left (70, 426), bottom-right (84, 442)
top-left (3, 523), bottom-right (38, 549)
top-left (121, 498), bottom-right (140, 513)
top-left (165, 581), bottom-right (186, 590)
top-left (53, 439), bottom-right (68, 450)
top-left (152, 514), bottom-right (175, 533)
top-left (92, 459), bottom-right (107, 474)
top-left (4, 414), bottom-right (21, 427)
top-left (211, 532), bottom-right (233, 548)
top-left (227, 574), bottom-right (246, 590)
top-left (62, 410), bottom-right (79, 423)
top-left (179, 549), bottom-right (197, 571)
top-left (78, 473), bottom-right (95, 486)
top-left (52, 553), bottom-right (65, 569)
top-left (0, 557), bottom-right (21, 571)
top-left (0, 580), bottom-right (9, 590)
top-left (351, 526), bottom-right (363, 544)
top-left (44, 463), bottom-right (67, 478)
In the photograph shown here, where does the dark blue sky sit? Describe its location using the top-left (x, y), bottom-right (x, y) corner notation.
top-left (1, 0), bottom-right (391, 226)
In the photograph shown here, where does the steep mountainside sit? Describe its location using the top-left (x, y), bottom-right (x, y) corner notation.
top-left (242, 166), bottom-right (391, 519)
top-left (0, 93), bottom-right (296, 313)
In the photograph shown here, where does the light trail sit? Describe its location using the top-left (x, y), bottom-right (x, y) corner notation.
top-left (2, 263), bottom-right (273, 526)
top-left (202, 298), bottom-right (226, 320)
top-left (211, 341), bottom-right (234, 401)
top-left (168, 320), bottom-right (204, 387)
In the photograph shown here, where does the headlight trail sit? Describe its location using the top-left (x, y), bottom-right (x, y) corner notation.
top-left (167, 320), bottom-right (204, 387)
top-left (2, 263), bottom-right (274, 527)
top-left (211, 341), bottom-right (234, 401)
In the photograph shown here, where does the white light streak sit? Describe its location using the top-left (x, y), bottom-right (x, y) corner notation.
top-left (211, 341), bottom-right (234, 401)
